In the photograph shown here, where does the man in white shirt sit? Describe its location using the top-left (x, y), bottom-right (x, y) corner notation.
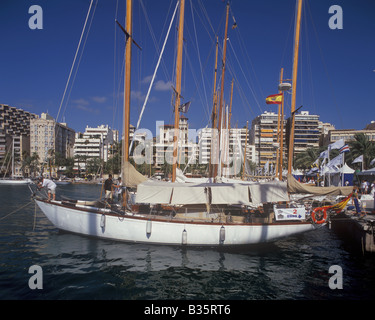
top-left (38, 177), bottom-right (57, 201)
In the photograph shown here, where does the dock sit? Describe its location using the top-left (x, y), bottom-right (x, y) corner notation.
top-left (330, 209), bottom-right (375, 254)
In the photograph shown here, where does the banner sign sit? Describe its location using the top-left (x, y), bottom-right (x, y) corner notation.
top-left (273, 206), bottom-right (306, 221)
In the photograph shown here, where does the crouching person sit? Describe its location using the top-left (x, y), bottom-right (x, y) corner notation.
top-left (38, 177), bottom-right (57, 201)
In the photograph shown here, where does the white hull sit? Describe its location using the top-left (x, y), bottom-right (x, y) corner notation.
top-left (35, 199), bottom-right (317, 246)
top-left (0, 178), bottom-right (32, 185)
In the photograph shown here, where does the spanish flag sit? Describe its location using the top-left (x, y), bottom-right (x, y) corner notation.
top-left (265, 93), bottom-right (283, 104)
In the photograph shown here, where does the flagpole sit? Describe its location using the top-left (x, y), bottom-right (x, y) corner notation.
top-left (342, 150), bottom-right (345, 186)
top-left (328, 146), bottom-right (331, 186)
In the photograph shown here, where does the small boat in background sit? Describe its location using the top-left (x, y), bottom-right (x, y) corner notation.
top-left (0, 177), bottom-right (32, 185)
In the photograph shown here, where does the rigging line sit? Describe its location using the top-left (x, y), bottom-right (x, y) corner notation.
top-left (129, 0), bottom-right (179, 154)
top-left (0, 201), bottom-right (33, 221)
top-left (112, 0), bottom-right (120, 135)
top-left (306, 0), bottom-right (343, 128)
top-left (197, 0), bottom-right (223, 39)
top-left (41, 0), bottom-right (96, 168)
top-left (55, 0), bottom-right (94, 125)
top-left (227, 39), bottom-right (262, 114)
top-left (184, 45), bottom-right (211, 124)
top-left (279, 2), bottom-right (295, 72)
top-left (189, 0), bottom-right (210, 120)
top-left (234, 23), bottom-right (265, 104)
top-left (60, 0), bottom-right (98, 124)
top-left (139, 0), bottom-right (171, 81)
top-left (56, 1), bottom-right (97, 143)
top-left (41, 0), bottom-right (97, 169)
top-left (228, 70), bottom-right (256, 121)
top-left (302, 4), bottom-right (317, 115)
top-left (186, 2), bottom-right (219, 113)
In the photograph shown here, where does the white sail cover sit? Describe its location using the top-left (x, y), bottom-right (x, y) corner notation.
top-left (135, 180), bottom-right (289, 206)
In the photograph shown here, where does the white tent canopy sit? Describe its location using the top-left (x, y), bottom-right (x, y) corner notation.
top-left (323, 162), bottom-right (354, 174)
top-left (357, 167), bottom-right (375, 175)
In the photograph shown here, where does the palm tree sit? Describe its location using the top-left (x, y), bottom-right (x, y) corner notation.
top-left (294, 147), bottom-right (321, 170)
top-left (29, 152), bottom-right (40, 177)
top-left (348, 133), bottom-right (375, 170)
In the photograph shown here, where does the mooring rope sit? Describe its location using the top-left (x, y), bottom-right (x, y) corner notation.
top-left (0, 201), bottom-right (34, 221)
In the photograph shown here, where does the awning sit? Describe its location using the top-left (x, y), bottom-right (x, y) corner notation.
top-left (135, 180), bottom-right (289, 206)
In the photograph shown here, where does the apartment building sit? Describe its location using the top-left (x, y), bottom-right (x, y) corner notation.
top-left (229, 127), bottom-right (256, 169)
top-left (250, 111), bottom-right (286, 166)
top-left (155, 116), bottom-right (197, 166)
top-left (73, 124), bottom-right (115, 170)
top-left (323, 125), bottom-right (375, 146)
top-left (286, 111), bottom-right (320, 153)
top-left (250, 110), bottom-right (321, 167)
top-left (198, 127), bottom-right (254, 165)
top-left (0, 104), bottom-right (38, 176)
top-left (30, 113), bottom-right (75, 163)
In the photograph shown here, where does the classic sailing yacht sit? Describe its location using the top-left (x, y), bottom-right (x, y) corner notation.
top-left (34, 0), bottom-right (339, 246)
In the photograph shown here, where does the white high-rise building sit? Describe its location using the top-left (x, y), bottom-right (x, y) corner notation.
top-left (73, 125), bottom-right (115, 170)
top-left (155, 116), bottom-right (198, 167)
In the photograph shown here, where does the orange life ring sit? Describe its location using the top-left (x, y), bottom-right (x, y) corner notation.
top-left (311, 207), bottom-right (327, 224)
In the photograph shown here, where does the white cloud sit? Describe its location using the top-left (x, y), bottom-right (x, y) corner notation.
top-left (75, 104), bottom-right (99, 114)
top-left (91, 96), bottom-right (107, 103)
top-left (154, 80), bottom-right (172, 91)
top-left (141, 75), bottom-right (153, 84)
top-left (72, 98), bottom-right (89, 105)
top-left (131, 90), bottom-right (145, 101)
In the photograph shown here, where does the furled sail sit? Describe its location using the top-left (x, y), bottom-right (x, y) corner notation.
top-left (135, 180), bottom-right (289, 206)
top-left (122, 161), bottom-right (147, 188)
top-left (287, 174), bottom-right (353, 196)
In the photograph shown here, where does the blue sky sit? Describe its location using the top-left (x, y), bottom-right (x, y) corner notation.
top-left (1, 0), bottom-right (374, 138)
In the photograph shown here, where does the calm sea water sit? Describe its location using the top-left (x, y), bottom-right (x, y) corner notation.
top-left (1, 184), bottom-right (375, 302)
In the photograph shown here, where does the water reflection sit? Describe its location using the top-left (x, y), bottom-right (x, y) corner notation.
top-left (35, 231), bottom-right (279, 273)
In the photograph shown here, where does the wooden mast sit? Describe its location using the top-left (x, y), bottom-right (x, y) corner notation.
top-left (172, 0), bottom-right (185, 182)
top-left (242, 121), bottom-right (248, 180)
top-left (225, 79), bottom-right (234, 176)
top-left (213, 2), bottom-right (230, 179)
top-left (228, 78), bottom-right (233, 130)
top-left (279, 68), bottom-right (285, 180)
top-left (275, 68), bottom-right (283, 179)
top-left (122, 0), bottom-right (133, 168)
top-left (212, 36), bottom-right (219, 130)
top-left (209, 36), bottom-right (219, 178)
top-left (287, 0), bottom-right (303, 174)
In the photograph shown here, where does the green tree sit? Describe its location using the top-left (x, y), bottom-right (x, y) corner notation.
top-left (347, 133), bottom-right (375, 170)
top-left (294, 147), bottom-right (321, 170)
top-left (64, 157), bottom-right (75, 177)
top-left (86, 157), bottom-right (101, 174)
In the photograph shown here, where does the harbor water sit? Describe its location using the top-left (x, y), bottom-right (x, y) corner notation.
top-left (1, 184), bottom-right (375, 301)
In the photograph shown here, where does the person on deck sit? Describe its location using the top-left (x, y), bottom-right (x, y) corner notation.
top-left (352, 186), bottom-right (361, 214)
top-left (113, 177), bottom-right (125, 201)
top-left (104, 174), bottom-right (114, 202)
top-left (371, 183), bottom-right (375, 214)
top-left (37, 177), bottom-right (57, 201)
